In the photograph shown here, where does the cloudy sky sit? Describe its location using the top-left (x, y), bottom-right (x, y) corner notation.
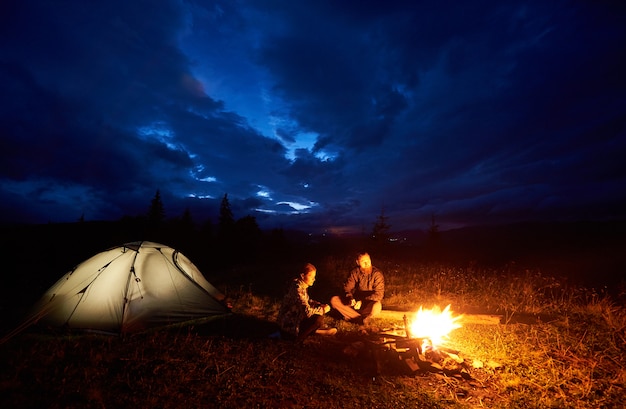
top-left (1, 0), bottom-right (625, 233)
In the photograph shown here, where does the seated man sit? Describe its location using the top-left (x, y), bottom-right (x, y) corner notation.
top-left (330, 252), bottom-right (384, 329)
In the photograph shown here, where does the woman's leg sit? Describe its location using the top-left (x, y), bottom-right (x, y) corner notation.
top-left (297, 314), bottom-right (324, 341)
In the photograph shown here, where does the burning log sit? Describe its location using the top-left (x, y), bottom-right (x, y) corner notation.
top-left (362, 333), bottom-right (470, 376)
top-left (359, 305), bottom-right (477, 378)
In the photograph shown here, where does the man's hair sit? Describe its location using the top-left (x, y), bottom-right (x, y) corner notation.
top-left (356, 251), bottom-right (370, 259)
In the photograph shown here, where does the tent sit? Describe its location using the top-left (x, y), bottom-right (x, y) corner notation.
top-left (25, 241), bottom-right (231, 335)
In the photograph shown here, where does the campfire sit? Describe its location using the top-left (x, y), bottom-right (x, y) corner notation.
top-left (347, 304), bottom-right (471, 377)
top-left (407, 304), bottom-right (463, 351)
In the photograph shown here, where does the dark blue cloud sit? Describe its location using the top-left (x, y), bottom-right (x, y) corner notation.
top-left (0, 0), bottom-right (625, 232)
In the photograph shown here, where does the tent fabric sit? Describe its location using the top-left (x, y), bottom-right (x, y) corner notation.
top-left (31, 241), bottom-right (230, 334)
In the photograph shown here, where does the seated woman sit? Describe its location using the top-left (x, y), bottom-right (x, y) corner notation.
top-left (277, 263), bottom-right (337, 341)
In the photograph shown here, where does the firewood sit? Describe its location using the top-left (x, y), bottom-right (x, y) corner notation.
top-left (378, 309), bottom-right (502, 325)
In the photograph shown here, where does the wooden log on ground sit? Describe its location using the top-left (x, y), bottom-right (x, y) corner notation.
top-left (378, 309), bottom-right (502, 325)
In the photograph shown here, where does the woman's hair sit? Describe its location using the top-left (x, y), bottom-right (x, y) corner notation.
top-left (301, 262), bottom-right (316, 276)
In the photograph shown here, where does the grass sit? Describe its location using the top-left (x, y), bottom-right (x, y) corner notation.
top-left (1, 250), bottom-right (625, 408)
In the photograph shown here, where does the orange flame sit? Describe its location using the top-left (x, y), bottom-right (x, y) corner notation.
top-left (409, 304), bottom-right (462, 347)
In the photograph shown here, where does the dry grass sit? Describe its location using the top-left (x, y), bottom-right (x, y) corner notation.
top-left (1, 254), bottom-right (625, 408)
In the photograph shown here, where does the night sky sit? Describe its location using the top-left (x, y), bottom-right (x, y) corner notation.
top-left (1, 1), bottom-right (625, 233)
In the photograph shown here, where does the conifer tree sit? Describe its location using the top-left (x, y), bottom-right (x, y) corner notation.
top-left (372, 207), bottom-right (391, 242)
top-left (148, 189), bottom-right (166, 225)
top-left (218, 193), bottom-right (235, 240)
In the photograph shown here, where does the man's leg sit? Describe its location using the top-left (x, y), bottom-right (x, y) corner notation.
top-left (359, 300), bottom-right (382, 326)
top-left (330, 295), bottom-right (361, 321)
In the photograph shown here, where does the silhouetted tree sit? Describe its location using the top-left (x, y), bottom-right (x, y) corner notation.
top-left (147, 189), bottom-right (166, 226)
top-left (236, 215), bottom-right (260, 236)
top-left (218, 193), bottom-right (235, 241)
top-left (371, 207), bottom-right (391, 243)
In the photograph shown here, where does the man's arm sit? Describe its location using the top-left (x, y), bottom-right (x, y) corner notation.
top-left (343, 270), bottom-right (357, 299)
top-left (370, 269), bottom-right (385, 302)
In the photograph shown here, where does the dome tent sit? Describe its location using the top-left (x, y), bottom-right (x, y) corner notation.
top-left (28, 241), bottom-right (231, 334)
